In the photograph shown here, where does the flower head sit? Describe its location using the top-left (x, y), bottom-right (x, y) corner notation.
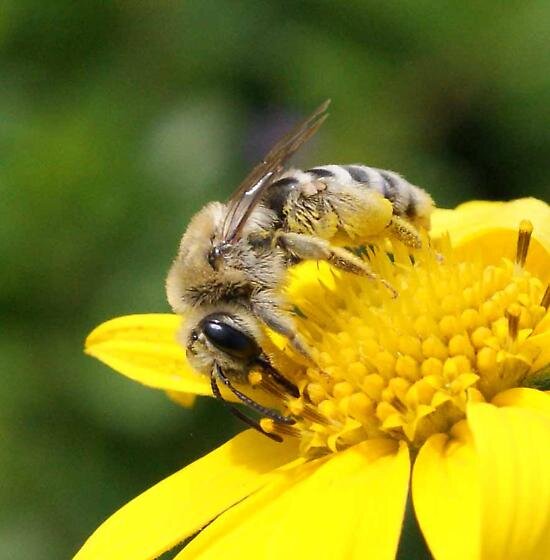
top-left (78, 198), bottom-right (550, 560)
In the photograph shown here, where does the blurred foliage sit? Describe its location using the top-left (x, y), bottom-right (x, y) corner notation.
top-left (1, 1), bottom-right (548, 558)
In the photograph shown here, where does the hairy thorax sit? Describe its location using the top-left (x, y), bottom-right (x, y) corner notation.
top-left (167, 201), bottom-right (287, 315)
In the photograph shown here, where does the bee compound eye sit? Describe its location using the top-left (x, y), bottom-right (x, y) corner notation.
top-left (201, 317), bottom-right (260, 360)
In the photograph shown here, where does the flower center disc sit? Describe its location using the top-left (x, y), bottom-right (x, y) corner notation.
top-left (259, 226), bottom-right (548, 457)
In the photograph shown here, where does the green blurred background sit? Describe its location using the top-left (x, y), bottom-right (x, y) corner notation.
top-left (1, 2), bottom-right (549, 558)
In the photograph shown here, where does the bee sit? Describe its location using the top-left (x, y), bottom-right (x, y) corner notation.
top-left (166, 101), bottom-right (434, 438)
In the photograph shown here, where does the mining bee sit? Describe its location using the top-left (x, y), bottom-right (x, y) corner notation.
top-left (166, 101), bottom-right (433, 439)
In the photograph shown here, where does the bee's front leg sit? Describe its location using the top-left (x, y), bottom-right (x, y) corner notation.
top-left (251, 290), bottom-right (314, 361)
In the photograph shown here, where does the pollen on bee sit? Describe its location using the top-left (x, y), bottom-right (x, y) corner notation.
top-left (515, 219), bottom-right (533, 268)
top-left (248, 371), bottom-right (263, 387)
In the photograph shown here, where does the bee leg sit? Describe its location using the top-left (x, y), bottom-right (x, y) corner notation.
top-left (251, 293), bottom-right (315, 361)
top-left (214, 364), bottom-right (294, 423)
top-left (387, 216), bottom-right (423, 249)
top-left (210, 370), bottom-right (283, 442)
top-left (276, 232), bottom-right (397, 297)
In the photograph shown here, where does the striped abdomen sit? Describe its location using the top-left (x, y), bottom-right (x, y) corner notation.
top-left (264, 164), bottom-right (433, 229)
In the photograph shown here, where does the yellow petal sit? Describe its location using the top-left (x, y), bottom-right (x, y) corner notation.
top-left (74, 430), bottom-right (299, 560)
top-left (85, 314), bottom-right (211, 395)
top-left (414, 400), bottom-right (550, 560)
top-left (177, 439), bottom-right (410, 560)
top-left (528, 330), bottom-right (550, 372)
top-left (468, 402), bottom-right (550, 559)
top-left (432, 198), bottom-right (550, 278)
top-left (413, 422), bottom-right (481, 560)
top-left (492, 387), bottom-right (550, 420)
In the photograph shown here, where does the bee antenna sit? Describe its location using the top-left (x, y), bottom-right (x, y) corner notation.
top-left (212, 364), bottom-right (296, 426)
top-left (210, 370), bottom-right (282, 442)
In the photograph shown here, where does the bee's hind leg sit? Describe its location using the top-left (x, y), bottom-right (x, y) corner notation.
top-left (387, 215), bottom-right (423, 249)
top-left (276, 232), bottom-right (397, 297)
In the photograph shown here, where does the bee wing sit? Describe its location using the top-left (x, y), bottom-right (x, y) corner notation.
top-left (221, 100), bottom-right (330, 243)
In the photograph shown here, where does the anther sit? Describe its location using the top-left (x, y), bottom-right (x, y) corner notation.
top-left (260, 418), bottom-right (301, 439)
top-left (541, 285), bottom-right (550, 311)
top-left (515, 220), bottom-right (533, 268)
top-left (505, 304), bottom-right (521, 340)
top-left (390, 397), bottom-right (407, 414)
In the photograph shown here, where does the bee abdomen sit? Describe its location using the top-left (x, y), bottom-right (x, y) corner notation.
top-left (264, 164), bottom-right (433, 233)
top-left (305, 164), bottom-right (431, 220)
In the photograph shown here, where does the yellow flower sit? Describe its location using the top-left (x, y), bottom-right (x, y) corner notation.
top-left (77, 198), bottom-right (550, 560)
